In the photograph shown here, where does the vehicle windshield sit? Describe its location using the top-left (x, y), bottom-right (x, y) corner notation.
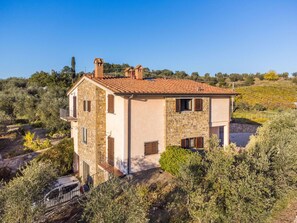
top-left (45, 188), bottom-right (59, 200)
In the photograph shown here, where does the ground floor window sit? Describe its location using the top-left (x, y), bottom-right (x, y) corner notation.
top-left (144, 141), bottom-right (159, 155)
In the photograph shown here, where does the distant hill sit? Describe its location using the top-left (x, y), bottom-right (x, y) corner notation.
top-left (235, 79), bottom-right (297, 110)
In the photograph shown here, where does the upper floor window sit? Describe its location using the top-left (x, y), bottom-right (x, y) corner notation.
top-left (181, 137), bottom-right (204, 149)
top-left (83, 100), bottom-right (91, 112)
top-left (176, 98), bottom-right (203, 112)
top-left (108, 94), bottom-right (114, 113)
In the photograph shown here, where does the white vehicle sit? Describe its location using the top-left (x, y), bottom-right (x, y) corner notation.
top-left (43, 175), bottom-right (81, 208)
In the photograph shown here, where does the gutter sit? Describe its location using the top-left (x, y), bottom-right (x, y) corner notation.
top-left (127, 94), bottom-right (134, 174)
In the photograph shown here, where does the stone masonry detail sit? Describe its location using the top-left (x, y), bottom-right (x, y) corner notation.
top-left (165, 97), bottom-right (210, 147)
top-left (77, 80), bottom-right (106, 185)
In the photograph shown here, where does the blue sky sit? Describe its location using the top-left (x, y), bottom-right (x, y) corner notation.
top-left (0, 0), bottom-right (296, 78)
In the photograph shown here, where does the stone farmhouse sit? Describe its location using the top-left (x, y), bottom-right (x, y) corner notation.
top-left (62, 58), bottom-right (236, 185)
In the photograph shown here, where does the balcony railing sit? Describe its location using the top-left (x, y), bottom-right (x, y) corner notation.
top-left (60, 108), bottom-right (77, 122)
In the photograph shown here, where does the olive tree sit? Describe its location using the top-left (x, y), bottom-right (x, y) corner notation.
top-left (82, 177), bottom-right (149, 223)
top-left (0, 161), bottom-right (57, 223)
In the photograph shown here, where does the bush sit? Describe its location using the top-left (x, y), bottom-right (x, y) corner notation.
top-left (264, 70), bottom-right (279, 81)
top-left (292, 77), bottom-right (297, 84)
top-left (253, 103), bottom-right (266, 111)
top-left (23, 131), bottom-right (52, 151)
top-left (235, 101), bottom-right (251, 111)
top-left (82, 177), bottom-right (149, 223)
top-left (174, 111), bottom-right (297, 222)
top-left (36, 138), bottom-right (74, 176)
top-left (0, 166), bottom-right (14, 182)
top-left (0, 161), bottom-right (57, 223)
top-left (159, 146), bottom-right (202, 176)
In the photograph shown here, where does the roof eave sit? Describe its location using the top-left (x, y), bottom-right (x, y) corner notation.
top-left (114, 92), bottom-right (239, 97)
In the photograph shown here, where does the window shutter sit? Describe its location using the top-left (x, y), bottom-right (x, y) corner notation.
top-left (145, 141), bottom-right (158, 155)
top-left (195, 137), bottom-right (204, 148)
top-left (195, 99), bottom-right (203, 111)
top-left (181, 139), bottom-right (186, 148)
top-left (176, 99), bottom-right (181, 112)
top-left (108, 137), bottom-right (115, 166)
top-left (108, 95), bottom-right (114, 113)
top-left (87, 101), bottom-right (91, 112)
top-left (83, 100), bottom-right (86, 111)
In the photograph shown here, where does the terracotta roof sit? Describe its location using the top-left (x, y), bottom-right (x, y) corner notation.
top-left (85, 75), bottom-right (236, 95)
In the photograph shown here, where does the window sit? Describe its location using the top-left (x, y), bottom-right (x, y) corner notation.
top-left (108, 94), bottom-right (114, 113)
top-left (176, 98), bottom-right (203, 112)
top-left (73, 96), bottom-right (77, 117)
top-left (176, 99), bottom-right (192, 112)
top-left (83, 100), bottom-right (91, 112)
top-left (144, 141), bottom-right (158, 155)
top-left (82, 128), bottom-right (87, 144)
top-left (62, 183), bottom-right (78, 194)
top-left (181, 137), bottom-right (204, 149)
top-left (46, 188), bottom-right (59, 200)
top-left (83, 161), bottom-right (90, 183)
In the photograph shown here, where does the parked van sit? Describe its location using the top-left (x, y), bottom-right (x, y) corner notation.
top-left (43, 175), bottom-right (81, 208)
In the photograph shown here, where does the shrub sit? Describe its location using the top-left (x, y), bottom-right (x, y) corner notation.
top-left (235, 101), bottom-right (251, 111)
top-left (244, 75), bottom-right (255, 86)
top-left (253, 103), bottom-right (266, 111)
top-left (82, 177), bottom-right (149, 223)
top-left (0, 166), bottom-right (14, 182)
top-left (0, 161), bottom-right (57, 223)
top-left (159, 146), bottom-right (202, 176)
top-left (264, 70), bottom-right (279, 81)
top-left (23, 131), bottom-right (52, 151)
top-left (175, 111), bottom-right (297, 222)
top-left (292, 77), bottom-right (297, 84)
top-left (36, 138), bottom-right (74, 176)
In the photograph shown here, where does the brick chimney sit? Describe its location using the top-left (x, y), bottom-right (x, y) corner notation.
top-left (124, 67), bottom-right (131, 77)
top-left (94, 58), bottom-right (104, 79)
top-left (134, 65), bottom-right (143, 80)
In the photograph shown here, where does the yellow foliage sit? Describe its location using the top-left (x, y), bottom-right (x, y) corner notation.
top-left (264, 70), bottom-right (279, 81)
top-left (23, 131), bottom-right (52, 151)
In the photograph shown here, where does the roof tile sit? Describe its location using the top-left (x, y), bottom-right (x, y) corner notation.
top-left (85, 75), bottom-right (236, 95)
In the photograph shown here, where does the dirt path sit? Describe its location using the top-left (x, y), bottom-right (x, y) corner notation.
top-left (272, 199), bottom-right (297, 223)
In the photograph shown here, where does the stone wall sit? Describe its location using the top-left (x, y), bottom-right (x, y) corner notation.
top-left (77, 79), bottom-right (106, 185)
top-left (230, 123), bottom-right (260, 133)
top-left (165, 97), bottom-right (210, 147)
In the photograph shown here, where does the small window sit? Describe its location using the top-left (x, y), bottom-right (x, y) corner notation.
top-left (181, 137), bottom-right (204, 149)
top-left (82, 127), bottom-right (87, 144)
top-left (62, 183), bottom-right (78, 194)
top-left (83, 100), bottom-right (91, 112)
top-left (108, 94), bottom-right (114, 113)
top-left (144, 141), bottom-right (158, 155)
top-left (176, 99), bottom-right (192, 112)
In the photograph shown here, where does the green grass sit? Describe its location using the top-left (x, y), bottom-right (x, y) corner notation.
top-left (235, 80), bottom-right (297, 110)
top-left (232, 110), bottom-right (280, 124)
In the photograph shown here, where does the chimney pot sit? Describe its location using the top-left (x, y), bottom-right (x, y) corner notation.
top-left (94, 58), bottom-right (104, 79)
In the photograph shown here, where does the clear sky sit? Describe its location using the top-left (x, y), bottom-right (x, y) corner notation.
top-left (0, 0), bottom-right (296, 78)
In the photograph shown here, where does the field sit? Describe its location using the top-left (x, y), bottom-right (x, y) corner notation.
top-left (233, 79), bottom-right (297, 124)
